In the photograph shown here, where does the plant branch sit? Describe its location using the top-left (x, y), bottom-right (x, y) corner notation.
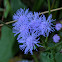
top-left (0, 20), bottom-right (12, 29)
top-left (0, 7), bottom-right (62, 26)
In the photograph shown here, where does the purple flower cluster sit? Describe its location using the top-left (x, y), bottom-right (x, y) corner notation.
top-left (53, 34), bottom-right (60, 43)
top-left (12, 8), bottom-right (55, 54)
top-left (55, 23), bottom-right (62, 31)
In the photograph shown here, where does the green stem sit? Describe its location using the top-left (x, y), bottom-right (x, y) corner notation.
top-left (45, 37), bottom-right (48, 47)
top-left (32, 53), bottom-right (39, 62)
top-left (48, 0), bottom-right (51, 15)
top-left (45, 37), bottom-right (48, 43)
top-left (0, 20), bottom-right (12, 29)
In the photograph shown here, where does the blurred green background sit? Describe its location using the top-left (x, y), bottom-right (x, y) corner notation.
top-left (0, 0), bottom-right (62, 62)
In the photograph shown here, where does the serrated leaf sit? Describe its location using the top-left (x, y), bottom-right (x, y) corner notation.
top-left (0, 26), bottom-right (15, 62)
top-left (40, 52), bottom-right (54, 62)
top-left (55, 52), bottom-right (62, 62)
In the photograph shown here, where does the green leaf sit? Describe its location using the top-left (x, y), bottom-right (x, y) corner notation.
top-left (10, 0), bottom-right (27, 13)
top-left (4, 0), bottom-right (11, 18)
top-left (32, 0), bottom-right (44, 11)
top-left (40, 52), bottom-right (54, 62)
top-left (55, 52), bottom-right (62, 62)
top-left (0, 26), bottom-right (15, 62)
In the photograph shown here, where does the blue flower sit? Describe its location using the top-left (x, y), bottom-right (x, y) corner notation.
top-left (53, 34), bottom-right (60, 43)
top-left (28, 12), bottom-right (41, 36)
top-left (55, 23), bottom-right (62, 31)
top-left (12, 8), bottom-right (55, 54)
top-left (38, 14), bottom-right (55, 37)
top-left (18, 33), bottom-right (41, 55)
top-left (12, 8), bottom-right (33, 37)
top-left (12, 8), bottom-right (41, 55)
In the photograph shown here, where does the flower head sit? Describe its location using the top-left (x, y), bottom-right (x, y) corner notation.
top-left (55, 23), bottom-right (62, 31)
top-left (53, 34), bottom-right (60, 43)
top-left (28, 12), bottom-right (41, 35)
top-left (12, 8), bottom-right (41, 55)
top-left (18, 33), bottom-right (41, 55)
top-left (12, 8), bottom-right (33, 37)
top-left (12, 8), bottom-right (56, 54)
top-left (38, 14), bottom-right (55, 37)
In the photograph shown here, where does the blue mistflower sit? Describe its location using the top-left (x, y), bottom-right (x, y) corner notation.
top-left (12, 8), bottom-right (41, 55)
top-left (12, 8), bottom-right (55, 54)
top-left (55, 23), bottom-right (62, 31)
top-left (28, 12), bottom-right (41, 36)
top-left (53, 34), bottom-right (60, 43)
top-left (18, 33), bottom-right (41, 55)
top-left (38, 14), bottom-right (55, 37)
top-left (12, 8), bottom-right (33, 37)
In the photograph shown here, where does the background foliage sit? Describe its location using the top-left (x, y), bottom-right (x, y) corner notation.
top-left (0, 0), bottom-right (62, 62)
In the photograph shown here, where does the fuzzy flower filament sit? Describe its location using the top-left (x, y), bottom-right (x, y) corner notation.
top-left (12, 8), bottom-right (41, 55)
top-left (12, 8), bottom-right (56, 55)
top-left (53, 34), bottom-right (60, 43)
top-left (18, 33), bottom-right (41, 54)
top-left (55, 23), bottom-right (62, 31)
top-left (37, 14), bottom-right (55, 37)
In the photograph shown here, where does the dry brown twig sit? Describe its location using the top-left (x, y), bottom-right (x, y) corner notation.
top-left (0, 7), bottom-right (62, 26)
